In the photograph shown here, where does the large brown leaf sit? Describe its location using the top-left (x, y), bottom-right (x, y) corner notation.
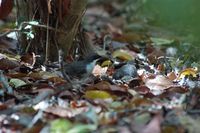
top-left (144, 75), bottom-right (173, 95)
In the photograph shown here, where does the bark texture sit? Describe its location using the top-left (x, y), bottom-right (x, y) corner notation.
top-left (17, 0), bottom-right (89, 62)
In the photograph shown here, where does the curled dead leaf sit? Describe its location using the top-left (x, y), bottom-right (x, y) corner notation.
top-left (20, 52), bottom-right (36, 69)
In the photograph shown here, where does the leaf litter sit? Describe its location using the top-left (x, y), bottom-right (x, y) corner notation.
top-left (0, 1), bottom-right (200, 133)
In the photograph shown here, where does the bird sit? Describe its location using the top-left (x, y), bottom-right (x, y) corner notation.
top-left (113, 61), bottom-right (138, 80)
top-left (62, 53), bottom-right (102, 80)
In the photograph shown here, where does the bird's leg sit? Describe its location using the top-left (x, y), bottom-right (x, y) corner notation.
top-left (58, 49), bottom-right (72, 83)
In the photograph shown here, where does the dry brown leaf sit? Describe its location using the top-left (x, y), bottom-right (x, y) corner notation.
top-left (141, 114), bottom-right (162, 133)
top-left (93, 81), bottom-right (127, 93)
top-left (113, 33), bottom-right (146, 43)
top-left (144, 75), bottom-right (173, 95)
top-left (92, 65), bottom-right (108, 76)
top-left (131, 98), bottom-right (153, 107)
top-left (0, 58), bottom-right (19, 70)
top-left (20, 52), bottom-right (36, 69)
top-left (45, 105), bottom-right (88, 118)
top-left (167, 72), bottom-right (177, 81)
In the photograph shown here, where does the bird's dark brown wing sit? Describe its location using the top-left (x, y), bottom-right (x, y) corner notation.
top-left (63, 61), bottom-right (87, 78)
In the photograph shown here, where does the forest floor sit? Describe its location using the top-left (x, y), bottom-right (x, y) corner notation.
top-left (0, 1), bottom-right (200, 133)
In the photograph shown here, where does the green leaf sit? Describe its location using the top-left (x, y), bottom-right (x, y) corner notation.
top-left (134, 113), bottom-right (151, 125)
top-left (67, 124), bottom-right (97, 133)
top-left (9, 78), bottom-right (26, 88)
top-left (50, 119), bottom-right (72, 133)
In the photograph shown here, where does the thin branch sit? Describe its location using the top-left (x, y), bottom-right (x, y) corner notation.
top-left (0, 21), bottom-right (68, 38)
top-left (45, 14), bottom-right (50, 63)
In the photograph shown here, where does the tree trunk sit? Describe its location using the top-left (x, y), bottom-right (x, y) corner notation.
top-left (17, 0), bottom-right (89, 62)
top-left (57, 0), bottom-right (88, 57)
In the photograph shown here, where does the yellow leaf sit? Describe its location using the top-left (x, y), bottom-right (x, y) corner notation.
top-left (84, 90), bottom-right (115, 100)
top-left (177, 68), bottom-right (197, 80)
top-left (112, 49), bottom-right (133, 61)
top-left (101, 60), bottom-right (112, 67)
